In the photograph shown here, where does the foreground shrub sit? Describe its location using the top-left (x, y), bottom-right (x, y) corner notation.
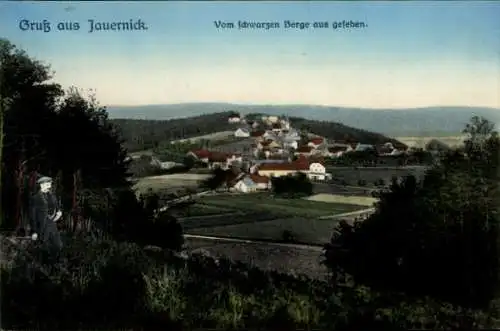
top-left (2, 235), bottom-right (498, 329)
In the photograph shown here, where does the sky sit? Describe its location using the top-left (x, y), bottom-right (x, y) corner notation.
top-left (1, 1), bottom-right (499, 109)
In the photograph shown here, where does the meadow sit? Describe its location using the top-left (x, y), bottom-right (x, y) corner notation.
top-left (133, 173), bottom-right (210, 192)
top-left (186, 216), bottom-right (344, 245)
top-left (197, 193), bottom-right (364, 218)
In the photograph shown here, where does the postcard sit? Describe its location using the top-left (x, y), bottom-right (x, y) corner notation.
top-left (1, 1), bottom-right (500, 329)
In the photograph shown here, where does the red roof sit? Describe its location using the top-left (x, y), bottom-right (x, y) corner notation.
top-left (251, 130), bottom-right (265, 137)
top-left (258, 161), bottom-right (309, 172)
top-left (295, 154), bottom-right (309, 163)
top-left (249, 174), bottom-right (270, 184)
top-left (208, 151), bottom-right (229, 162)
top-left (309, 138), bottom-right (324, 145)
top-left (191, 150), bottom-right (211, 158)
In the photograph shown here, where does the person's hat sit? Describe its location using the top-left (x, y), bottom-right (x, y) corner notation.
top-left (36, 176), bottom-right (53, 184)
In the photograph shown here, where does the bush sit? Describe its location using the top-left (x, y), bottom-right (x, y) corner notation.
top-left (357, 179), bottom-right (367, 186)
top-left (2, 234), bottom-right (498, 329)
top-left (272, 173), bottom-right (313, 198)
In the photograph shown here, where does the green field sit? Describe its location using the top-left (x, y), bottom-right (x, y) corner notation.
top-left (198, 193), bottom-right (364, 218)
top-left (184, 204), bottom-right (235, 217)
top-left (187, 217), bottom-right (343, 245)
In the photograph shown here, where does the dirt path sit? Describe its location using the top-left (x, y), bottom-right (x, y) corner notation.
top-left (184, 234), bottom-right (323, 251)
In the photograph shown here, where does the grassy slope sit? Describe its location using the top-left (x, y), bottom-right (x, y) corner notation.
top-left (198, 193), bottom-right (364, 218)
top-left (187, 217), bottom-right (344, 245)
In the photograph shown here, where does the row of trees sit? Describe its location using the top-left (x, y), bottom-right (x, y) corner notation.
top-left (324, 116), bottom-right (500, 309)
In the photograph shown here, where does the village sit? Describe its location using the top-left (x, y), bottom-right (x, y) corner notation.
top-left (172, 112), bottom-right (408, 193)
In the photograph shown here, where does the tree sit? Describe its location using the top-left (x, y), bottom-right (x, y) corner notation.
top-left (200, 168), bottom-right (229, 191)
top-left (324, 116), bottom-right (500, 309)
top-left (1, 38), bottom-right (64, 230)
top-left (271, 173), bottom-right (313, 198)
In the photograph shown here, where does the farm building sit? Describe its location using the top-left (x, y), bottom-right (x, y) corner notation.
top-left (234, 127), bottom-right (250, 138)
top-left (232, 174), bottom-right (271, 193)
top-left (228, 114), bottom-right (241, 123)
top-left (308, 137), bottom-right (325, 148)
top-left (256, 158), bottom-right (329, 181)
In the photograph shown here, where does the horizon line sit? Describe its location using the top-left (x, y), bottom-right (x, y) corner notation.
top-left (105, 102), bottom-right (500, 111)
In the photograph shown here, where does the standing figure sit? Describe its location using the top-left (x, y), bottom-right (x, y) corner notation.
top-left (30, 176), bottom-right (63, 258)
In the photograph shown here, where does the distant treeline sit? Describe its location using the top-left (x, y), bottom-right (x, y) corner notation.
top-left (112, 112), bottom-right (406, 152)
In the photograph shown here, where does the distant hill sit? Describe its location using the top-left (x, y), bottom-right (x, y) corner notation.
top-left (111, 111), bottom-right (405, 153)
top-left (107, 103), bottom-right (500, 137)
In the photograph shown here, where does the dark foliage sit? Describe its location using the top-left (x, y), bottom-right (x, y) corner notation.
top-left (324, 116), bottom-right (500, 309)
top-left (1, 39), bottom-right (129, 230)
top-left (199, 167), bottom-right (235, 191)
top-left (112, 113), bottom-right (236, 152)
top-left (271, 173), bottom-right (313, 198)
top-left (2, 235), bottom-right (497, 329)
top-left (0, 39), bottom-right (184, 251)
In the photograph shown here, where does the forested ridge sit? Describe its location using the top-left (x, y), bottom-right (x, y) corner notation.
top-left (112, 113), bottom-right (406, 152)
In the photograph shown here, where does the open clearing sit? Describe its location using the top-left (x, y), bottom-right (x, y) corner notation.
top-left (186, 216), bottom-right (343, 245)
top-left (171, 131), bottom-right (234, 144)
top-left (198, 193), bottom-right (364, 218)
top-left (305, 193), bottom-right (377, 207)
top-left (133, 173), bottom-right (210, 192)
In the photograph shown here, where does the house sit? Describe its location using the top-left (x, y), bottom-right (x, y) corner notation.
top-left (271, 123), bottom-right (282, 133)
top-left (326, 146), bottom-right (349, 158)
top-left (262, 130), bottom-right (278, 140)
top-left (308, 137), bottom-right (325, 148)
top-left (257, 140), bottom-right (281, 150)
top-left (286, 128), bottom-right (300, 138)
top-left (208, 151), bottom-right (230, 169)
top-left (267, 116), bottom-right (279, 124)
top-left (308, 161), bottom-right (328, 181)
top-left (249, 174), bottom-right (271, 190)
top-left (233, 177), bottom-right (259, 193)
top-left (256, 161), bottom-right (310, 178)
top-left (187, 149), bottom-right (211, 163)
top-left (228, 114), bottom-right (241, 123)
top-left (283, 140), bottom-right (298, 150)
top-left (280, 118), bottom-right (291, 130)
top-left (234, 127), bottom-right (250, 138)
top-left (354, 143), bottom-right (375, 152)
top-left (294, 145), bottom-right (314, 156)
top-left (232, 174), bottom-right (271, 193)
top-left (150, 157), bottom-right (183, 169)
top-left (376, 145), bottom-right (394, 156)
top-left (198, 151), bottom-right (242, 170)
top-left (250, 130), bottom-right (266, 139)
top-left (256, 158), bottom-right (329, 181)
